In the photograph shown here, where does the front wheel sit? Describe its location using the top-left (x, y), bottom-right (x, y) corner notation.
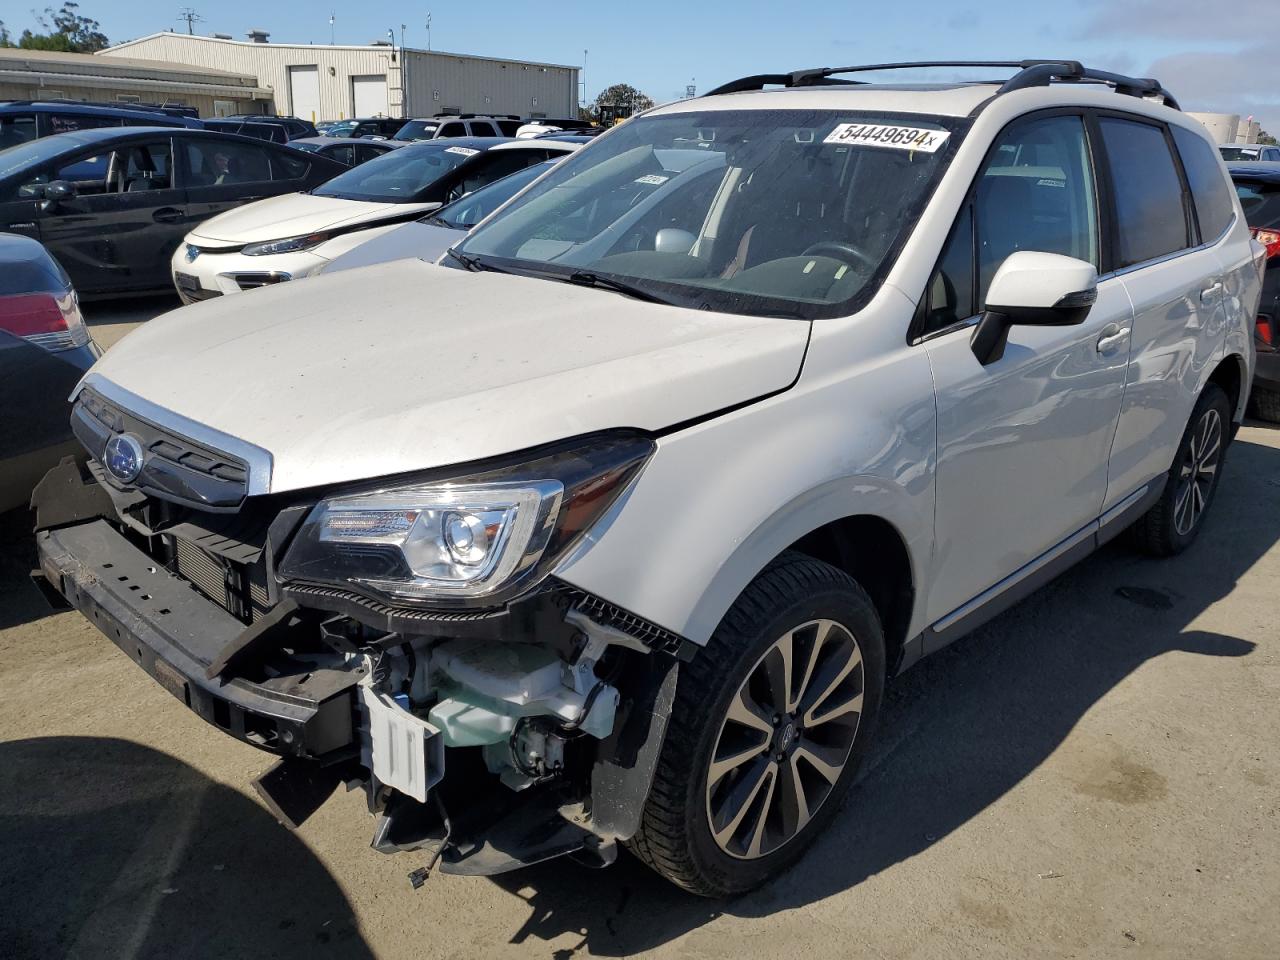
top-left (628, 552), bottom-right (885, 897)
top-left (1130, 383), bottom-right (1232, 556)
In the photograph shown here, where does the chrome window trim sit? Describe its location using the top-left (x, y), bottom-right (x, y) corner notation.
top-left (74, 372), bottom-right (274, 496)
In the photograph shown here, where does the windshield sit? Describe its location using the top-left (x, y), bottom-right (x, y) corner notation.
top-left (1220, 147), bottom-right (1261, 161)
top-left (394, 120), bottom-right (439, 142)
top-left (0, 134), bottom-right (80, 180)
top-left (291, 141), bottom-right (323, 153)
top-left (313, 142), bottom-right (481, 202)
top-left (430, 160), bottom-right (557, 229)
top-left (325, 120), bottom-right (358, 138)
top-left (455, 109), bottom-right (963, 318)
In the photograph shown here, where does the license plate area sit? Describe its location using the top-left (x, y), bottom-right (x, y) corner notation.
top-left (174, 271), bottom-right (201, 292)
top-left (152, 657), bottom-right (190, 704)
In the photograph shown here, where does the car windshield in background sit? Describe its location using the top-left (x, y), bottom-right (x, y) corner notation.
top-left (325, 120), bottom-right (358, 137)
top-left (291, 141), bottom-right (323, 153)
top-left (1220, 147), bottom-right (1262, 161)
top-left (312, 142), bottom-right (481, 202)
top-left (455, 109), bottom-right (963, 318)
top-left (394, 121), bottom-right (440, 142)
top-left (1235, 179), bottom-right (1280, 229)
top-left (428, 161), bottom-right (554, 230)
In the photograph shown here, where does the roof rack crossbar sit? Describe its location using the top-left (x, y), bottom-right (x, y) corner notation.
top-left (704, 59), bottom-right (1179, 110)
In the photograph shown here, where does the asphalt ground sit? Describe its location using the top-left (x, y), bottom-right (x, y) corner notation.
top-left (1, 295), bottom-right (1276, 959)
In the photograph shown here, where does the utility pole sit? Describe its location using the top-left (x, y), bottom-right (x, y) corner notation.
top-left (582, 48), bottom-right (588, 111)
top-left (329, 12), bottom-right (335, 45)
top-left (178, 7), bottom-right (203, 35)
top-left (425, 13), bottom-right (432, 52)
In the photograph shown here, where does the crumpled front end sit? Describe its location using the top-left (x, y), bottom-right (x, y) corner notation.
top-left (32, 388), bottom-right (688, 881)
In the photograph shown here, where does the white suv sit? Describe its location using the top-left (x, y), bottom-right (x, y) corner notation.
top-left (35, 60), bottom-right (1262, 897)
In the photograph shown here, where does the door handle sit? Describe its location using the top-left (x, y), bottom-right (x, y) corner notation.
top-left (1200, 280), bottom-right (1223, 302)
top-left (1096, 323), bottom-right (1131, 355)
top-left (152, 207), bottom-right (184, 224)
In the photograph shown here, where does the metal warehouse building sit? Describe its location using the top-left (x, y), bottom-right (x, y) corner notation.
top-left (99, 31), bottom-right (579, 123)
top-left (0, 47), bottom-right (270, 116)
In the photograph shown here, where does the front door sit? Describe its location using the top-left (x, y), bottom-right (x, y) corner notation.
top-left (32, 139), bottom-right (186, 294)
top-left (919, 112), bottom-right (1134, 628)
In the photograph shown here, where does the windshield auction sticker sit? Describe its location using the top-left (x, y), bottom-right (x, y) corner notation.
top-left (823, 123), bottom-right (950, 153)
top-left (445, 146), bottom-right (481, 156)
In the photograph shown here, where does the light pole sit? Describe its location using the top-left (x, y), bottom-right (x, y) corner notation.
top-left (329, 12), bottom-right (334, 45)
top-left (426, 13), bottom-right (432, 52)
top-left (582, 48), bottom-right (588, 112)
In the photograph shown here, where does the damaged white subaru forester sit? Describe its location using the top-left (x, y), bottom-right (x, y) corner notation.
top-left (34, 60), bottom-right (1262, 897)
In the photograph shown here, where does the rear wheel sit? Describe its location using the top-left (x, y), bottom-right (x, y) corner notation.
top-left (1130, 383), bottom-right (1231, 556)
top-left (628, 552), bottom-right (885, 897)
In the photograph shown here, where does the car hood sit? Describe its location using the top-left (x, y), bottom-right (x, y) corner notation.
top-left (84, 259), bottom-right (810, 493)
top-left (189, 192), bottom-right (437, 245)
top-left (319, 220), bottom-right (460, 274)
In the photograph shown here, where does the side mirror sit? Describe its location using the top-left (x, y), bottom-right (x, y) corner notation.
top-left (654, 228), bottom-right (696, 255)
top-left (40, 180), bottom-right (76, 211)
top-left (971, 251), bottom-right (1098, 365)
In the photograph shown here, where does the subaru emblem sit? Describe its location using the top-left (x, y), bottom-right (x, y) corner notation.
top-left (185, 244), bottom-right (200, 263)
top-left (103, 433), bottom-right (145, 484)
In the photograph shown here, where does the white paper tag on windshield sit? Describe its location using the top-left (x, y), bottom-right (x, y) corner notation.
top-left (634, 174), bottom-right (669, 185)
top-left (823, 123), bottom-right (950, 153)
top-left (445, 146), bottom-right (480, 156)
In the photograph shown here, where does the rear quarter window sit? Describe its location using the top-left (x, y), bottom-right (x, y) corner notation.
top-left (1171, 126), bottom-right (1236, 241)
top-left (271, 150), bottom-right (312, 180)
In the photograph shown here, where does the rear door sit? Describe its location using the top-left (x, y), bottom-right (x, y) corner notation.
top-left (1096, 115), bottom-right (1228, 510)
top-left (180, 136), bottom-right (279, 225)
top-left (30, 138), bottom-right (186, 294)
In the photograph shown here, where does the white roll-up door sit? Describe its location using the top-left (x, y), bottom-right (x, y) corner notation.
top-left (288, 65), bottom-right (321, 123)
top-left (351, 75), bottom-right (389, 118)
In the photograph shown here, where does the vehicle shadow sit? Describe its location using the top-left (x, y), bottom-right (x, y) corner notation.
top-left (0, 736), bottom-right (374, 960)
top-left (483, 434), bottom-right (1278, 956)
top-left (0, 507), bottom-right (50, 632)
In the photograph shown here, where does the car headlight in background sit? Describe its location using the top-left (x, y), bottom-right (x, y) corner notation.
top-left (242, 232), bottom-right (332, 257)
top-left (279, 433), bottom-right (655, 606)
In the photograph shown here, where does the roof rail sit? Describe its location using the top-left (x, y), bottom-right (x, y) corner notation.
top-left (704, 60), bottom-right (1180, 109)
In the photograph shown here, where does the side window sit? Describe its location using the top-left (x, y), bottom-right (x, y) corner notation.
top-left (468, 120), bottom-right (498, 137)
top-left (1099, 117), bottom-right (1190, 267)
top-left (270, 149), bottom-right (311, 180)
top-left (48, 113), bottom-right (118, 134)
top-left (922, 114), bottom-right (1098, 335)
top-left (353, 144), bottom-right (382, 164)
top-left (329, 144), bottom-right (356, 166)
top-left (438, 122), bottom-right (466, 138)
top-left (119, 142), bottom-right (173, 191)
top-left (22, 141), bottom-right (173, 197)
top-left (1171, 126), bottom-right (1236, 242)
top-left (496, 119), bottom-right (522, 137)
top-left (185, 139), bottom-right (272, 186)
top-left (0, 112), bottom-right (37, 149)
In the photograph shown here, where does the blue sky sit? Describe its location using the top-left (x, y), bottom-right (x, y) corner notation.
top-left (7, 0), bottom-right (1277, 131)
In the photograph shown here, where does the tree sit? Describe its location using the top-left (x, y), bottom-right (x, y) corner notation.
top-left (593, 83), bottom-right (655, 117)
top-left (1258, 131), bottom-right (1278, 146)
top-left (14, 3), bottom-right (109, 53)
top-left (0, 22), bottom-right (12, 46)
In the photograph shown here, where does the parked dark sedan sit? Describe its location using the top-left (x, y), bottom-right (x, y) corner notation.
top-left (289, 136), bottom-right (402, 166)
top-left (322, 117), bottom-right (408, 140)
top-left (0, 232), bottom-right (100, 513)
top-left (0, 126), bottom-right (346, 296)
top-left (1228, 162), bottom-right (1280, 421)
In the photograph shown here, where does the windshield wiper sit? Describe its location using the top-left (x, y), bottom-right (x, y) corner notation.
top-left (564, 271), bottom-right (676, 305)
top-left (445, 248), bottom-right (509, 273)
top-left (421, 213), bottom-right (457, 229)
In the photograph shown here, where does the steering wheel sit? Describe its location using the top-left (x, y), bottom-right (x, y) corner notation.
top-left (801, 241), bottom-right (876, 268)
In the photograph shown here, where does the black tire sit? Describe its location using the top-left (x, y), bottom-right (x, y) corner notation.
top-left (628, 551), bottom-right (886, 897)
top-left (1252, 386), bottom-right (1280, 424)
top-left (1130, 383), bottom-right (1232, 556)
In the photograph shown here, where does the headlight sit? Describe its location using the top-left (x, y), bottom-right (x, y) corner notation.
top-left (242, 232), bottom-right (332, 257)
top-left (279, 433), bottom-right (655, 606)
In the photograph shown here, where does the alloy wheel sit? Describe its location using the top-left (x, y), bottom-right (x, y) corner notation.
top-left (1173, 407), bottom-right (1222, 536)
top-left (704, 618), bottom-right (864, 860)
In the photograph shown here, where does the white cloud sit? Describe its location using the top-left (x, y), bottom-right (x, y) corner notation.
top-left (1144, 45), bottom-right (1280, 135)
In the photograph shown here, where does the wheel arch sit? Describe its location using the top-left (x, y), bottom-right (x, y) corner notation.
top-left (1206, 351), bottom-right (1248, 425)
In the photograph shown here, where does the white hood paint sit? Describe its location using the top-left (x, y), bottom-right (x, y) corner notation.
top-left (319, 220), bottom-right (461, 274)
top-left (190, 192), bottom-right (437, 245)
top-left (87, 259), bottom-right (810, 493)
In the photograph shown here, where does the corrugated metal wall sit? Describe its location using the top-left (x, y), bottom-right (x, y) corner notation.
top-left (100, 35), bottom-right (578, 122)
top-left (402, 51), bottom-right (577, 119)
top-left (0, 82), bottom-right (257, 117)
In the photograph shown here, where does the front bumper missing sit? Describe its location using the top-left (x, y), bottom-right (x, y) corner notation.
top-left (35, 519), bottom-right (357, 757)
